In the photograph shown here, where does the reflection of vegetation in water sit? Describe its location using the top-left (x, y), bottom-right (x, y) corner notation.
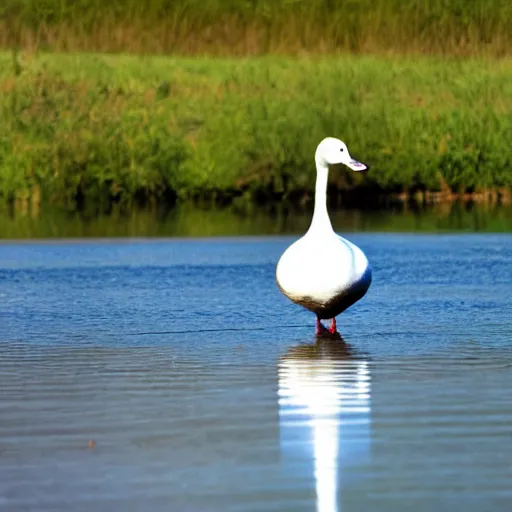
top-left (1, 52), bottom-right (512, 211)
top-left (0, 203), bottom-right (511, 239)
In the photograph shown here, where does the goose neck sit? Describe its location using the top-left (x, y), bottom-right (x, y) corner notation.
top-left (309, 160), bottom-right (333, 234)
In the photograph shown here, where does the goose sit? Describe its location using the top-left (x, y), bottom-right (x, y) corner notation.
top-left (276, 137), bottom-right (372, 335)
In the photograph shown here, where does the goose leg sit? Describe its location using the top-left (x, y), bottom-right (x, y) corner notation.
top-left (328, 318), bottom-right (337, 334)
top-left (316, 317), bottom-right (326, 335)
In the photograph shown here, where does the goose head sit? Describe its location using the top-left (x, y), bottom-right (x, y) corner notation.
top-left (315, 137), bottom-right (368, 172)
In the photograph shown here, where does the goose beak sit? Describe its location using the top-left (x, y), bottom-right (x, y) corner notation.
top-left (346, 159), bottom-right (368, 172)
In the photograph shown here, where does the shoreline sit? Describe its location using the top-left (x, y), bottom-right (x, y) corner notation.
top-left (5, 188), bottom-right (512, 218)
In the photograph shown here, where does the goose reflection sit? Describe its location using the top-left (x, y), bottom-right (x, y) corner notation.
top-left (278, 336), bottom-right (371, 512)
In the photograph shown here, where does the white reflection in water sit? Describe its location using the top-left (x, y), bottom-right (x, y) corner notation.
top-left (278, 338), bottom-right (371, 512)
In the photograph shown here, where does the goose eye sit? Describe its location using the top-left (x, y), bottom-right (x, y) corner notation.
top-left (340, 148), bottom-right (344, 152)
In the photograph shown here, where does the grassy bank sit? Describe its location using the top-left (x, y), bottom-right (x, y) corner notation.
top-left (1, 0), bottom-right (512, 56)
top-left (1, 52), bottom-right (512, 211)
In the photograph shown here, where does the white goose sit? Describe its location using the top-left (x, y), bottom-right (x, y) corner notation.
top-left (276, 137), bottom-right (372, 335)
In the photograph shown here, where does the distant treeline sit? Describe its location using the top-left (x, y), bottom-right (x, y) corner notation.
top-left (1, 0), bottom-right (512, 56)
top-left (1, 53), bottom-right (511, 212)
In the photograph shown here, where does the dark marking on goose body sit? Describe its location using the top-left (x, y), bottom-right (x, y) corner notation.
top-left (277, 265), bottom-right (372, 319)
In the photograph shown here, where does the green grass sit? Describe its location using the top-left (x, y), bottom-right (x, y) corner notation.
top-left (1, 52), bottom-right (512, 211)
top-left (1, 0), bottom-right (512, 56)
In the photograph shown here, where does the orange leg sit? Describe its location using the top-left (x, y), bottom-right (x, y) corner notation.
top-left (316, 317), bottom-right (326, 335)
top-left (328, 318), bottom-right (337, 334)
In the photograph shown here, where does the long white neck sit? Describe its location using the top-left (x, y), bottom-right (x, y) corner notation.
top-left (308, 159), bottom-right (334, 235)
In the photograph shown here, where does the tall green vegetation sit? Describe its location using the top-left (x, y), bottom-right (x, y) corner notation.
top-left (1, 53), bottom-right (511, 211)
top-left (1, 0), bottom-right (512, 56)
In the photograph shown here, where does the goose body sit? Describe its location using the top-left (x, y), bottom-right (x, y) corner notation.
top-left (276, 137), bottom-right (372, 334)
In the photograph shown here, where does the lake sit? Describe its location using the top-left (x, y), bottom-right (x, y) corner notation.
top-left (0, 233), bottom-right (511, 511)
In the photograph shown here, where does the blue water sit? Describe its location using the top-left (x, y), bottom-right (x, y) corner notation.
top-left (0, 234), bottom-right (511, 511)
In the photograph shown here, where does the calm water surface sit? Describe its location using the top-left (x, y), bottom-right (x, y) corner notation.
top-left (0, 234), bottom-right (511, 511)
top-left (1, 202), bottom-right (512, 239)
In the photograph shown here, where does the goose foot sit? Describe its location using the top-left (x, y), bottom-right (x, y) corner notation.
top-left (316, 317), bottom-right (327, 335)
top-left (328, 318), bottom-right (337, 334)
